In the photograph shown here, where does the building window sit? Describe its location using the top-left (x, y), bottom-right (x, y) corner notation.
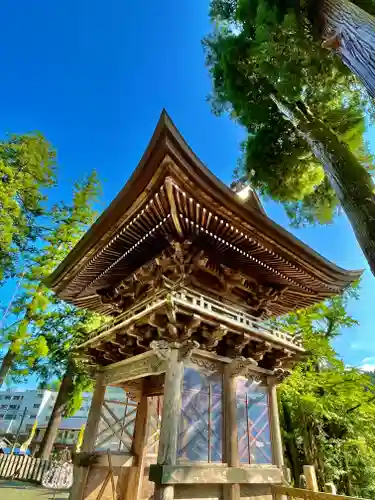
top-left (33, 404), bottom-right (39, 408)
top-left (4, 396), bottom-right (11, 400)
top-left (0, 414), bottom-right (4, 419)
top-left (0, 405), bottom-right (8, 409)
top-left (29, 414), bottom-right (37, 419)
top-left (177, 366), bottom-right (223, 463)
top-left (12, 396), bottom-right (22, 400)
top-left (236, 377), bottom-right (272, 465)
top-left (9, 405), bottom-right (19, 410)
top-left (4, 414), bottom-right (15, 420)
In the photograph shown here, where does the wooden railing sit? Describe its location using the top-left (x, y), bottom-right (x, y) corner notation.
top-left (0, 454), bottom-right (52, 483)
top-left (79, 280), bottom-right (303, 351)
top-left (271, 485), bottom-right (369, 500)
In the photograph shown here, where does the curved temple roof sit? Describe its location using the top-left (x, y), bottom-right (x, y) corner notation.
top-left (45, 110), bottom-right (362, 317)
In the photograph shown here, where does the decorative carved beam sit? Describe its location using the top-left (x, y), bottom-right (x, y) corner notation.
top-left (102, 352), bottom-right (167, 385)
top-left (227, 356), bottom-right (258, 378)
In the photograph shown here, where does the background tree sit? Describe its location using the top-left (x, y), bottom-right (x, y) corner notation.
top-left (34, 306), bottom-right (105, 459)
top-left (0, 172), bottom-right (101, 387)
top-left (210, 0), bottom-right (375, 97)
top-left (278, 288), bottom-right (375, 497)
top-left (0, 133), bottom-right (56, 283)
top-left (205, 0), bottom-right (375, 274)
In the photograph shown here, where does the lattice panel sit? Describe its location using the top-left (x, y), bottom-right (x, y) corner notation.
top-left (236, 378), bottom-right (272, 464)
top-left (146, 396), bottom-right (163, 456)
top-left (177, 367), bottom-right (223, 463)
top-left (95, 387), bottom-right (137, 452)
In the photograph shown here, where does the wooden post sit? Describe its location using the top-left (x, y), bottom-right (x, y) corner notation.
top-left (324, 482), bottom-right (337, 494)
top-left (154, 346), bottom-right (184, 500)
top-left (284, 467), bottom-right (292, 484)
top-left (126, 395), bottom-right (149, 500)
top-left (69, 372), bottom-right (106, 500)
top-left (223, 365), bottom-right (240, 500)
top-left (303, 465), bottom-right (319, 492)
top-left (268, 378), bottom-right (284, 468)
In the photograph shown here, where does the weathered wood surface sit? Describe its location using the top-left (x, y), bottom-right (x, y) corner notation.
top-left (82, 372), bottom-right (106, 453)
top-left (303, 465), bottom-right (319, 492)
top-left (125, 396), bottom-right (149, 500)
top-left (156, 347), bottom-right (183, 465)
top-left (149, 465), bottom-right (282, 485)
top-left (102, 351), bottom-right (167, 385)
top-left (223, 365), bottom-right (239, 467)
top-left (153, 346), bottom-right (184, 500)
top-left (70, 372), bottom-right (106, 500)
top-left (268, 378), bottom-right (284, 469)
top-left (271, 485), bottom-right (370, 500)
top-left (223, 364), bottom-right (240, 500)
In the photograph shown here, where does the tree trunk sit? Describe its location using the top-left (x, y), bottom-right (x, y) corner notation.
top-left (36, 368), bottom-right (74, 459)
top-left (319, 0), bottom-right (375, 98)
top-left (271, 94), bottom-right (375, 276)
top-left (281, 399), bottom-right (301, 484)
top-left (0, 349), bottom-right (16, 388)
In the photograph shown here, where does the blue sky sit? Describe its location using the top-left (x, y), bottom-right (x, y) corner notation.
top-left (1, 0), bottom-right (374, 385)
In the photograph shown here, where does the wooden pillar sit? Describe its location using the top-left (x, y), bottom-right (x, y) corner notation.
top-left (303, 465), bottom-right (319, 492)
top-left (126, 395), bottom-right (149, 500)
top-left (69, 372), bottom-right (106, 500)
top-left (154, 346), bottom-right (184, 500)
top-left (223, 365), bottom-right (240, 500)
top-left (267, 377), bottom-right (284, 469)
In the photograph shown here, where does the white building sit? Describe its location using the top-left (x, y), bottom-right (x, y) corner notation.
top-left (0, 386), bottom-right (133, 451)
top-left (0, 389), bottom-right (56, 436)
top-left (0, 386), bottom-right (132, 449)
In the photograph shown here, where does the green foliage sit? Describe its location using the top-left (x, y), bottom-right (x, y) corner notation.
top-left (0, 133), bottom-right (56, 282)
top-left (278, 288), bottom-right (375, 497)
top-left (0, 171), bottom-right (102, 393)
top-left (205, 0), bottom-right (374, 226)
top-left (32, 303), bottom-right (107, 416)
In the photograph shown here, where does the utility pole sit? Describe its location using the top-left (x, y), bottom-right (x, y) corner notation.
top-left (11, 407), bottom-right (27, 454)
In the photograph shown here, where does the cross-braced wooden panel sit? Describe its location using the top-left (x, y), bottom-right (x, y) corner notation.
top-left (177, 367), bottom-right (223, 463)
top-left (95, 387), bottom-right (137, 452)
top-left (236, 378), bottom-right (272, 464)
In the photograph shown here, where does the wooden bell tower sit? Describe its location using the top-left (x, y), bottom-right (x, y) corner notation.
top-left (46, 111), bottom-right (360, 500)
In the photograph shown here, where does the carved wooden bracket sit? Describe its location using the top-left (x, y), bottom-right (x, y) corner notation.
top-left (150, 339), bottom-right (200, 362)
top-left (201, 325), bottom-right (227, 350)
top-left (272, 367), bottom-right (292, 382)
top-left (228, 356), bottom-right (258, 378)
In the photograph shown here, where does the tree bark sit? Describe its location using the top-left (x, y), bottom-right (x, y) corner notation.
top-left (36, 367), bottom-right (74, 459)
top-left (281, 399), bottom-right (301, 484)
top-left (271, 94), bottom-right (375, 276)
top-left (319, 0), bottom-right (375, 98)
top-left (0, 349), bottom-right (16, 388)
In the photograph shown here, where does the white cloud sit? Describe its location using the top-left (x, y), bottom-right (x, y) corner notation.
top-left (359, 363), bottom-right (375, 373)
top-left (361, 356), bottom-right (375, 364)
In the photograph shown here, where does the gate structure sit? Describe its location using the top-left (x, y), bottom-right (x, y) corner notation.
top-left (45, 111), bottom-right (361, 500)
